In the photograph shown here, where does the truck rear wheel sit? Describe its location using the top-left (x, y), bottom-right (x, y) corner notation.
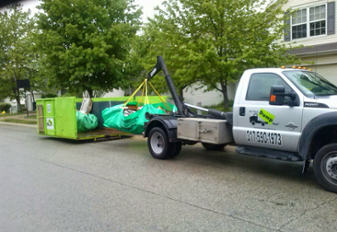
top-left (313, 143), bottom-right (337, 193)
top-left (148, 127), bottom-right (179, 159)
top-left (170, 142), bottom-right (182, 158)
top-left (201, 142), bottom-right (226, 151)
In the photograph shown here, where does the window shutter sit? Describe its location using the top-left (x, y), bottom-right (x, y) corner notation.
top-left (284, 12), bottom-right (291, 41)
top-left (327, 2), bottom-right (335, 35)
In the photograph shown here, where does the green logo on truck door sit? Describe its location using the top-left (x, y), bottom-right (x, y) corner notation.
top-left (258, 109), bottom-right (274, 125)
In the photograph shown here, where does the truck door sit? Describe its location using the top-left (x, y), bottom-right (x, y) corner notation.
top-left (234, 72), bottom-right (303, 152)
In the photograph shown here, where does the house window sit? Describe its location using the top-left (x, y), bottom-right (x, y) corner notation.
top-left (291, 4), bottom-right (326, 40)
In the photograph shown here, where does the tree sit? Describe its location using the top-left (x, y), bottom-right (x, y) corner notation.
top-left (132, 17), bottom-right (197, 101)
top-left (35, 0), bottom-right (142, 98)
top-left (141, 0), bottom-right (301, 110)
top-left (0, 4), bottom-right (36, 111)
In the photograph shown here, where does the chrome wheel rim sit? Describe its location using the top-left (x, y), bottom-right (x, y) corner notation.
top-left (326, 154), bottom-right (337, 181)
top-left (151, 132), bottom-right (164, 154)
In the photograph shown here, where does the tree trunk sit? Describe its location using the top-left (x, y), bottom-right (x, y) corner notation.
top-left (15, 95), bottom-right (21, 112)
top-left (179, 87), bottom-right (184, 102)
top-left (220, 82), bottom-right (229, 111)
top-left (12, 86), bottom-right (21, 112)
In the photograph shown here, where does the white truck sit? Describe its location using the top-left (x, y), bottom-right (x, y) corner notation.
top-left (144, 56), bottom-right (337, 193)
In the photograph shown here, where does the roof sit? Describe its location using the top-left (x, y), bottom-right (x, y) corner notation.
top-left (287, 42), bottom-right (337, 56)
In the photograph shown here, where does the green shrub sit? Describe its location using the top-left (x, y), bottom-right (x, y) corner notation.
top-left (0, 103), bottom-right (11, 113)
top-left (19, 104), bottom-right (26, 113)
top-left (205, 100), bottom-right (234, 112)
top-left (228, 100), bottom-right (234, 107)
top-left (41, 93), bottom-right (58, 98)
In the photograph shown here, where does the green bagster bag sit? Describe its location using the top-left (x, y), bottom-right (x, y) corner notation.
top-left (102, 102), bottom-right (176, 134)
top-left (76, 111), bottom-right (98, 132)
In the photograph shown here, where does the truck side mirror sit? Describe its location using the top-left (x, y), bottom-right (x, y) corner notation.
top-left (269, 85), bottom-right (285, 105)
top-left (269, 85), bottom-right (298, 106)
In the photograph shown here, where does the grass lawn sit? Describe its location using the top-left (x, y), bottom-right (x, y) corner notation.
top-left (24, 115), bottom-right (37, 119)
top-left (0, 113), bottom-right (23, 117)
top-left (2, 119), bottom-right (37, 124)
top-left (0, 113), bottom-right (36, 118)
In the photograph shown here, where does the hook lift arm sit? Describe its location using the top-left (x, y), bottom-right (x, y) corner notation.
top-left (147, 56), bottom-right (186, 116)
top-left (147, 56), bottom-right (227, 119)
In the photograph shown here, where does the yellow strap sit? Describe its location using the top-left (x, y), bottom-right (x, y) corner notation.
top-left (145, 79), bottom-right (149, 105)
top-left (137, 83), bottom-right (145, 108)
top-left (123, 80), bottom-right (146, 110)
top-left (148, 81), bottom-right (172, 111)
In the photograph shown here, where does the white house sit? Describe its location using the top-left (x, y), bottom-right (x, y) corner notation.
top-left (283, 0), bottom-right (337, 83)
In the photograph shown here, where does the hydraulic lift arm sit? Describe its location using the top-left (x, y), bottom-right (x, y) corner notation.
top-left (147, 56), bottom-right (186, 116)
top-left (147, 56), bottom-right (227, 119)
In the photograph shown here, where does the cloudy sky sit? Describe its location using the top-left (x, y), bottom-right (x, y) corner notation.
top-left (6, 0), bottom-right (164, 22)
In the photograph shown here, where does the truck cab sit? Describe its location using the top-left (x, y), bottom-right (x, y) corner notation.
top-left (234, 68), bottom-right (305, 154)
top-left (233, 68), bottom-right (337, 155)
top-left (233, 68), bottom-right (337, 192)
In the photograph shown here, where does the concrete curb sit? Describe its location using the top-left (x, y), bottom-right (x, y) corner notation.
top-left (0, 122), bottom-right (37, 128)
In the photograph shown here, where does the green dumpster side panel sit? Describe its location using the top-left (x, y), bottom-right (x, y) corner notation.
top-left (55, 98), bottom-right (77, 139)
top-left (44, 99), bottom-right (56, 136)
top-left (37, 97), bottom-right (77, 139)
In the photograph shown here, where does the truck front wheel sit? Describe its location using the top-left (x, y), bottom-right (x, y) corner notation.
top-left (313, 143), bottom-right (337, 193)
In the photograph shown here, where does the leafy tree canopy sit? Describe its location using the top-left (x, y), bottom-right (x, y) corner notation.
top-left (0, 4), bottom-right (36, 110)
top-left (139, 0), bottom-right (301, 110)
top-left (36, 0), bottom-right (142, 97)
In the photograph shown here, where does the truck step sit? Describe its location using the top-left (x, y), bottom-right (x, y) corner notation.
top-left (235, 146), bottom-right (302, 162)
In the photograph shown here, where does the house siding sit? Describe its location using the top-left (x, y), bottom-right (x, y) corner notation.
top-left (183, 83), bottom-right (236, 107)
top-left (103, 88), bottom-right (126, 98)
top-left (281, 0), bottom-right (337, 86)
top-left (305, 63), bottom-right (337, 84)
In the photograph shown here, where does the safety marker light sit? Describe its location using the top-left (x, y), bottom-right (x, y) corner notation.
top-left (270, 95), bottom-right (276, 102)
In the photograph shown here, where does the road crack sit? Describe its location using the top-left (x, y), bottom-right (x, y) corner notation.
top-left (39, 148), bottom-right (58, 161)
top-left (278, 196), bottom-right (337, 231)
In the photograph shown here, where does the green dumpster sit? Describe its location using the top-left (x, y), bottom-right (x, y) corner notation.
top-left (36, 96), bottom-right (169, 140)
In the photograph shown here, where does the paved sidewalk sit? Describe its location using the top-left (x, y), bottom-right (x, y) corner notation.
top-left (0, 113), bottom-right (37, 125)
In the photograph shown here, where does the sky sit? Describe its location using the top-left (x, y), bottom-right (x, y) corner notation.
top-left (1, 0), bottom-right (164, 23)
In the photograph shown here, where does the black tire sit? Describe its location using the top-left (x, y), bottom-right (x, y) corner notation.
top-left (313, 143), bottom-right (337, 193)
top-left (148, 127), bottom-right (171, 159)
top-left (201, 142), bottom-right (226, 151)
top-left (251, 121), bottom-right (255, 125)
top-left (184, 141), bottom-right (198, 146)
top-left (169, 142), bottom-right (182, 158)
top-left (261, 122), bottom-right (265, 126)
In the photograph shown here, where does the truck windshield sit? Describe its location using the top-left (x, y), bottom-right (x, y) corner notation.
top-left (283, 70), bottom-right (337, 97)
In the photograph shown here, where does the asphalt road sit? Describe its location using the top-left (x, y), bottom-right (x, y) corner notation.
top-left (0, 124), bottom-right (336, 232)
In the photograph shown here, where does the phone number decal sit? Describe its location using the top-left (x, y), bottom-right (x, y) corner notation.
top-left (246, 130), bottom-right (282, 146)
